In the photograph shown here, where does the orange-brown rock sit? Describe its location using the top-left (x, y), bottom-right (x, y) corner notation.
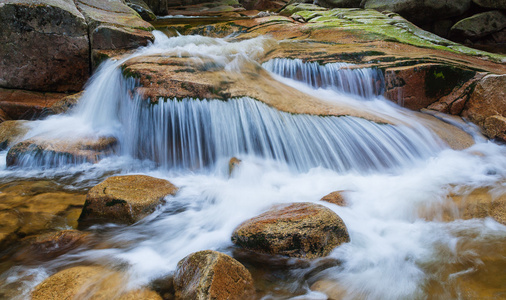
top-left (418, 187), bottom-right (506, 225)
top-left (232, 202), bottom-right (350, 258)
top-left (78, 175), bottom-right (178, 225)
top-left (310, 279), bottom-right (364, 300)
top-left (462, 74), bottom-right (506, 141)
top-left (321, 191), bottom-right (347, 206)
top-left (174, 250), bottom-right (255, 300)
top-left (31, 266), bottom-right (162, 300)
top-left (229, 157), bottom-right (242, 175)
top-left (46, 92), bottom-right (83, 115)
top-left (6, 136), bottom-right (118, 167)
top-left (0, 88), bottom-right (66, 120)
top-left (0, 120), bottom-right (29, 150)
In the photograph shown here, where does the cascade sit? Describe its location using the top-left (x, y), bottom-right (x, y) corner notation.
top-left (1, 31), bottom-right (505, 300)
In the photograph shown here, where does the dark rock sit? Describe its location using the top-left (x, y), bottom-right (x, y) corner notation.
top-left (174, 250), bottom-right (255, 300)
top-left (450, 11), bottom-right (506, 41)
top-left (78, 175), bottom-right (178, 225)
top-left (0, 0), bottom-right (90, 92)
top-left (362, 0), bottom-right (472, 25)
top-left (232, 202), bottom-right (350, 258)
top-left (472, 0), bottom-right (506, 10)
top-left (315, 0), bottom-right (362, 8)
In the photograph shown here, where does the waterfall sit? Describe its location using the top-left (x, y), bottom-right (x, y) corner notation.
top-left (262, 58), bottom-right (385, 98)
top-left (119, 95), bottom-right (442, 172)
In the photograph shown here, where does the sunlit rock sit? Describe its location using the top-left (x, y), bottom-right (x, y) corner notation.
top-left (232, 202), bottom-right (350, 258)
top-left (46, 92), bottom-right (83, 115)
top-left (78, 175), bottom-right (178, 226)
top-left (174, 250), bottom-right (255, 300)
top-left (320, 191), bottom-right (347, 206)
top-left (228, 157), bottom-right (242, 176)
top-left (0, 120), bottom-right (29, 150)
top-left (463, 74), bottom-right (506, 142)
top-left (31, 266), bottom-right (162, 300)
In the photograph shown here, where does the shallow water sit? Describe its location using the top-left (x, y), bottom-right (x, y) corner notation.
top-left (1, 32), bottom-right (505, 300)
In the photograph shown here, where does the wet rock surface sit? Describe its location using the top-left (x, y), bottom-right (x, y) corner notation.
top-left (0, 120), bottom-right (30, 150)
top-left (31, 266), bottom-right (162, 300)
top-left (0, 88), bottom-right (66, 120)
top-left (6, 136), bottom-right (118, 167)
top-left (78, 175), bottom-right (178, 225)
top-left (232, 202), bottom-right (350, 258)
top-left (174, 250), bottom-right (255, 300)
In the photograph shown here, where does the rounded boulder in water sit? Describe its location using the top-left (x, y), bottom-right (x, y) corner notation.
top-left (78, 175), bottom-right (178, 226)
top-left (232, 202), bottom-right (350, 258)
top-left (174, 250), bottom-right (255, 300)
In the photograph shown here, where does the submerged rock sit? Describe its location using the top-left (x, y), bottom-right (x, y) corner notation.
top-left (0, 120), bottom-right (29, 150)
top-left (6, 136), bottom-right (118, 167)
top-left (31, 266), bottom-right (162, 300)
top-left (174, 250), bottom-right (255, 300)
top-left (232, 202), bottom-right (350, 258)
top-left (78, 175), bottom-right (178, 225)
top-left (0, 0), bottom-right (90, 92)
top-left (15, 230), bottom-right (91, 261)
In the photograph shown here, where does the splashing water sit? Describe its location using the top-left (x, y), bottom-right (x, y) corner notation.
top-left (1, 31), bottom-right (506, 300)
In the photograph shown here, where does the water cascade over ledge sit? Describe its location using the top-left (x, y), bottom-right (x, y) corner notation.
top-left (1, 31), bottom-right (505, 300)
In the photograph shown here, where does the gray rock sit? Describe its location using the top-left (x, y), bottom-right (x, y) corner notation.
top-left (0, 0), bottom-right (90, 92)
top-left (362, 0), bottom-right (472, 24)
top-left (450, 11), bottom-right (506, 40)
top-left (125, 0), bottom-right (156, 21)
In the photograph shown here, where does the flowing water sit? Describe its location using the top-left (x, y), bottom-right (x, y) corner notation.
top-left (0, 31), bottom-right (505, 300)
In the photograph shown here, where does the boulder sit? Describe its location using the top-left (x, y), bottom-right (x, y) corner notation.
top-left (472, 0), bottom-right (506, 10)
top-left (174, 250), bottom-right (255, 300)
top-left (321, 191), bottom-right (347, 206)
top-left (362, 0), bottom-right (472, 25)
top-left (0, 88), bottom-right (66, 120)
top-left (240, 0), bottom-right (289, 11)
top-left (31, 266), bottom-right (162, 300)
top-left (6, 136), bottom-right (118, 167)
top-left (231, 202), bottom-right (350, 258)
top-left (125, 0), bottom-right (156, 21)
top-left (0, 0), bottom-right (90, 92)
top-left (0, 120), bottom-right (30, 150)
top-left (450, 11), bottom-right (506, 41)
top-left (75, 0), bottom-right (154, 50)
top-left (462, 74), bottom-right (506, 141)
top-left (78, 175), bottom-right (178, 225)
